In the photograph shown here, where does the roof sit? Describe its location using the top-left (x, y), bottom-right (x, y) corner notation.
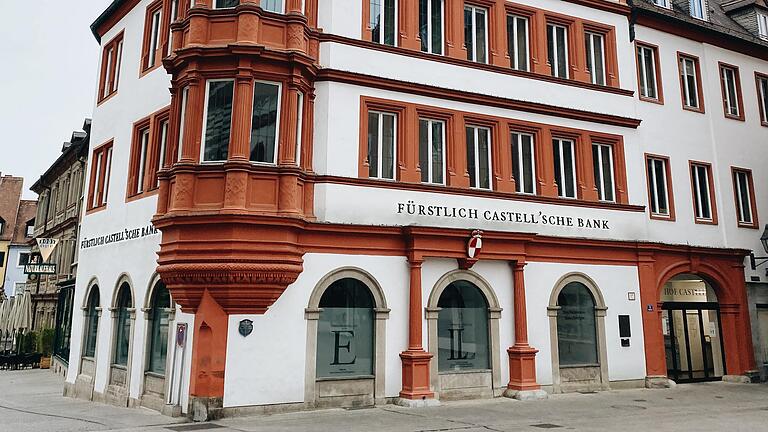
top-left (633, 0), bottom-right (768, 51)
top-left (91, 0), bottom-right (137, 43)
top-left (10, 201), bottom-right (37, 246)
top-left (0, 176), bottom-right (24, 242)
top-left (31, 119), bottom-right (91, 193)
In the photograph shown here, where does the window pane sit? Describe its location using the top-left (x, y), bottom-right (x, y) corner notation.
top-left (148, 283), bottom-right (171, 374)
top-left (216, 0), bottom-right (239, 7)
top-left (737, 172), bottom-right (752, 223)
top-left (437, 281), bottom-right (490, 372)
top-left (419, 0), bottom-right (428, 52)
top-left (464, 7), bottom-right (473, 61)
top-left (432, 121), bottom-right (444, 184)
top-left (563, 141), bottom-right (575, 197)
top-left (419, 119), bottom-right (429, 182)
top-left (368, 113), bottom-right (380, 178)
top-left (383, 0), bottom-right (396, 45)
top-left (114, 287), bottom-right (132, 366)
top-left (85, 290), bottom-right (100, 358)
top-left (643, 48), bottom-right (657, 98)
top-left (250, 82), bottom-right (279, 163)
top-left (261, 0), bottom-right (283, 13)
top-left (553, 139), bottom-right (562, 196)
top-left (556, 26), bottom-right (567, 78)
top-left (511, 134), bottom-right (521, 192)
top-left (515, 17), bottom-right (528, 71)
top-left (466, 127), bottom-right (476, 187)
top-left (475, 9), bottom-right (487, 63)
top-left (593, 34), bottom-right (605, 85)
top-left (478, 128), bottom-right (490, 189)
top-left (203, 81), bottom-right (234, 162)
top-left (557, 282), bottom-right (598, 366)
top-left (431, 0), bottom-right (443, 54)
top-left (316, 279), bottom-right (374, 378)
top-left (381, 114), bottom-right (395, 179)
top-left (371, 0), bottom-right (381, 43)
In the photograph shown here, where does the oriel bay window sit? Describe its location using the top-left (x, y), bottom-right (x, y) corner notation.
top-left (201, 80), bottom-right (235, 162)
top-left (679, 54), bottom-right (704, 112)
top-left (214, 0), bottom-right (239, 8)
top-left (592, 142), bottom-right (615, 202)
top-left (367, 111), bottom-right (397, 180)
top-left (552, 138), bottom-right (577, 198)
top-left (646, 155), bottom-right (674, 219)
top-left (732, 168), bottom-right (758, 228)
top-left (511, 131), bottom-right (535, 194)
top-left (466, 125), bottom-right (492, 190)
top-left (719, 63), bottom-right (744, 120)
top-left (370, 0), bottom-right (397, 46)
top-left (419, 0), bottom-right (444, 54)
top-left (507, 14), bottom-right (530, 72)
top-left (547, 22), bottom-right (569, 79)
top-left (584, 32), bottom-right (606, 86)
top-left (261, 0), bottom-right (284, 13)
top-left (464, 4), bottom-right (488, 63)
top-left (250, 81), bottom-right (281, 164)
top-left (690, 162), bottom-right (717, 224)
top-left (419, 118), bottom-right (446, 185)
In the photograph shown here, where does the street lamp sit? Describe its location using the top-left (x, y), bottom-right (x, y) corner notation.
top-left (749, 224), bottom-right (768, 274)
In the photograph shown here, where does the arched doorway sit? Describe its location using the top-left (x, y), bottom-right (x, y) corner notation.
top-left (305, 268), bottom-right (389, 408)
top-left (427, 271), bottom-right (502, 400)
top-left (661, 274), bottom-right (725, 382)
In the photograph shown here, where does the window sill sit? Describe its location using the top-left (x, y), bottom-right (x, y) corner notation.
top-left (316, 375), bottom-right (374, 382)
top-left (438, 369), bottom-right (492, 375)
top-left (694, 218), bottom-right (717, 225)
top-left (639, 95), bottom-right (664, 105)
top-left (85, 205), bottom-right (107, 216)
top-left (97, 91), bottom-right (118, 107)
top-left (682, 105), bottom-right (705, 114)
top-left (140, 63), bottom-right (163, 78)
top-left (144, 371), bottom-right (166, 379)
top-left (559, 363), bottom-right (600, 369)
top-left (724, 113), bottom-right (745, 122)
top-left (126, 189), bottom-right (159, 203)
top-left (737, 221), bottom-right (759, 229)
top-left (650, 213), bottom-right (675, 222)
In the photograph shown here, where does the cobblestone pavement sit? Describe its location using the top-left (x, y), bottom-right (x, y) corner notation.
top-left (1, 369), bottom-right (767, 431)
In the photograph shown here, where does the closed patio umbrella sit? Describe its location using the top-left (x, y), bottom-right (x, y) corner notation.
top-left (14, 291), bottom-right (32, 334)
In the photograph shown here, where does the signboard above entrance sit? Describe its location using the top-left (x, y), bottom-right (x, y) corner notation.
top-left (36, 238), bottom-right (59, 262)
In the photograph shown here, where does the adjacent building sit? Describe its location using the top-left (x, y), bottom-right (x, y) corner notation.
top-left (0, 175), bottom-right (35, 300)
top-left (26, 121), bottom-right (90, 375)
top-left (65, 0), bottom-right (767, 420)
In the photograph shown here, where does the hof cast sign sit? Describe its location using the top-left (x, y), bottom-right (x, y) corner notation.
top-left (80, 223), bottom-right (160, 250)
top-left (396, 200), bottom-right (611, 230)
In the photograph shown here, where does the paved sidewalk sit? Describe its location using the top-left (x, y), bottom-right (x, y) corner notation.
top-left (1, 370), bottom-right (767, 431)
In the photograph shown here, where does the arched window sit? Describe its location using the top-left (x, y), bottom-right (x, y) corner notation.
top-left (113, 283), bottom-right (133, 366)
top-left (437, 280), bottom-right (490, 372)
top-left (316, 278), bottom-right (374, 378)
top-left (556, 282), bottom-right (598, 366)
top-left (147, 282), bottom-right (171, 374)
top-left (84, 287), bottom-right (100, 358)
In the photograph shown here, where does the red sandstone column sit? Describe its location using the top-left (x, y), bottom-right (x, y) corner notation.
top-left (188, 290), bottom-right (229, 419)
top-left (399, 258), bottom-right (435, 401)
top-left (637, 251), bottom-right (667, 380)
top-left (505, 261), bottom-right (542, 393)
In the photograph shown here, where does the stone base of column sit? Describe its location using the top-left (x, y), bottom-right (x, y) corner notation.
top-left (190, 396), bottom-right (223, 422)
top-left (502, 388), bottom-right (549, 400)
top-left (398, 350), bottom-right (436, 401)
top-left (505, 345), bottom-right (541, 393)
top-left (644, 375), bottom-right (676, 389)
top-left (722, 374), bottom-right (753, 384)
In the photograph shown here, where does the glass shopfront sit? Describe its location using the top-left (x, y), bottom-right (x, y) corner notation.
top-left (316, 278), bottom-right (375, 378)
top-left (437, 280), bottom-right (490, 372)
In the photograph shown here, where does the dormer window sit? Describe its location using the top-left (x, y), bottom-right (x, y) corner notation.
top-left (25, 220), bottom-right (34, 237)
top-left (758, 12), bottom-right (768, 40)
top-left (690, 0), bottom-right (706, 20)
top-left (0, 218), bottom-right (4, 235)
top-left (653, 0), bottom-right (670, 8)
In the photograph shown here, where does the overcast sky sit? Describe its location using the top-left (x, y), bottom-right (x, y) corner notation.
top-left (0, 0), bottom-right (113, 199)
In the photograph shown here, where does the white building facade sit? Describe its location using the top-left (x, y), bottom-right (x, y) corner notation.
top-left (65, 0), bottom-right (766, 420)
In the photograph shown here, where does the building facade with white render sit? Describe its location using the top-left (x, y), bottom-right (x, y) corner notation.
top-left (65, 0), bottom-right (768, 420)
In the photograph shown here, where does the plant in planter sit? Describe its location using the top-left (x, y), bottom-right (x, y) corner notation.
top-left (37, 329), bottom-right (55, 369)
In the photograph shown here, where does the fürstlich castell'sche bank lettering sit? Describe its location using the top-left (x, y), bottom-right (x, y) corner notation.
top-left (66, 0), bottom-right (768, 420)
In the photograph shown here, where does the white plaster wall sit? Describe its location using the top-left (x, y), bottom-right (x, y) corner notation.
top-left (634, 26), bottom-right (768, 282)
top-left (224, 253), bottom-right (410, 407)
top-left (3, 246), bottom-right (29, 297)
top-left (524, 262), bottom-right (646, 385)
top-left (316, 0), bottom-right (637, 119)
top-left (67, 0), bottom-right (188, 409)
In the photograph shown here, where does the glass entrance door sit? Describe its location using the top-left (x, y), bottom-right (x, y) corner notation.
top-left (662, 302), bottom-right (725, 383)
